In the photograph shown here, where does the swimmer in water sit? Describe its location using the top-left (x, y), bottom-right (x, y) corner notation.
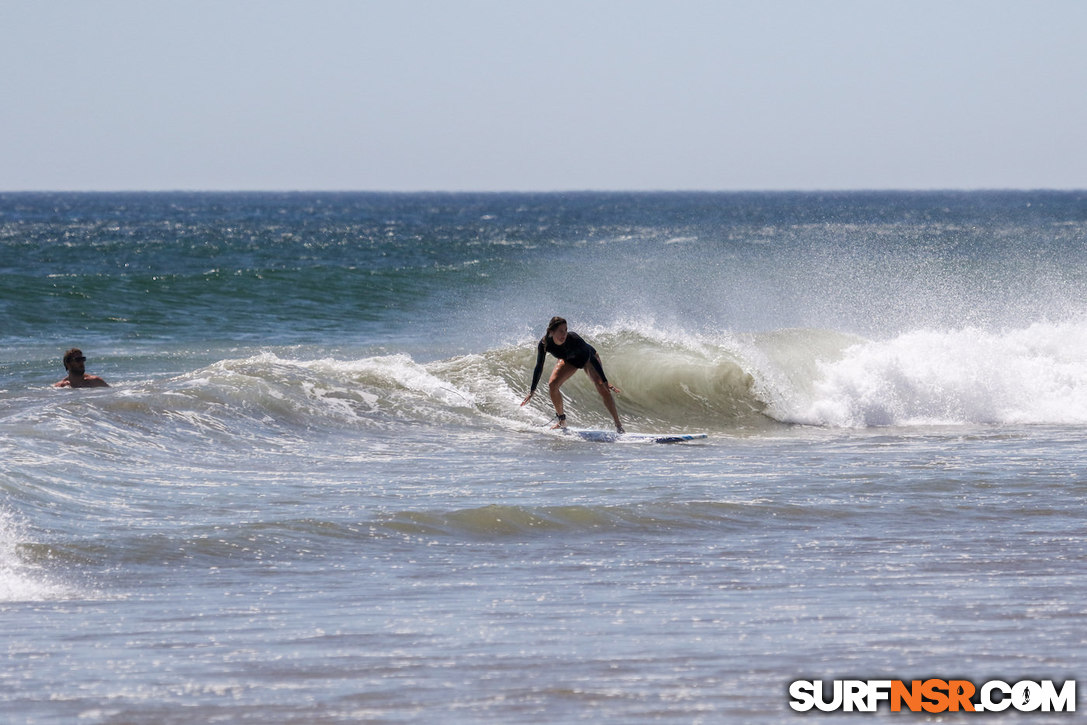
top-left (54, 348), bottom-right (109, 388)
top-left (520, 316), bottom-right (623, 433)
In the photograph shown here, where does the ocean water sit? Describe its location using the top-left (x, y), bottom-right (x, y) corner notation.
top-left (2, 191), bottom-right (1086, 722)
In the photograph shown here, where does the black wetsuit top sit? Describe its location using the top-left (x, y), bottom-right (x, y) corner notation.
top-left (530, 331), bottom-right (608, 393)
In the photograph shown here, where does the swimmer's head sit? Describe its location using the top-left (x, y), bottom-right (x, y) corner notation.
top-left (63, 348), bottom-right (86, 372)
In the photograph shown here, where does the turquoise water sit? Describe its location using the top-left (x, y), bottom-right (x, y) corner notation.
top-left (2, 192), bottom-right (1087, 722)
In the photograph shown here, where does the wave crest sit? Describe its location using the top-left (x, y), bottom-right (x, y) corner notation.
top-left (25, 320), bottom-right (1087, 443)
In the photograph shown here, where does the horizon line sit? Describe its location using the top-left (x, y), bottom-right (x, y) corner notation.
top-left (2, 187), bottom-right (1085, 195)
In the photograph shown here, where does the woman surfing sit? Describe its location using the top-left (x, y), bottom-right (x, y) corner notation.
top-left (521, 317), bottom-right (624, 433)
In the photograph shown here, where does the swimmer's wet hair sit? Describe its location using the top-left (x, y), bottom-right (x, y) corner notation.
top-left (63, 348), bottom-right (84, 371)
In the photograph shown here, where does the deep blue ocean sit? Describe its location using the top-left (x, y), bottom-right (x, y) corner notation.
top-left (3, 191), bottom-right (1087, 722)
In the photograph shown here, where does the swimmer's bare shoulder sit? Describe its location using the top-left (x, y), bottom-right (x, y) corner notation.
top-left (55, 375), bottom-right (109, 388)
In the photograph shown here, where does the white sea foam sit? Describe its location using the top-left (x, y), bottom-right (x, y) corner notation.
top-left (0, 508), bottom-right (73, 602)
top-left (792, 320), bottom-right (1087, 427)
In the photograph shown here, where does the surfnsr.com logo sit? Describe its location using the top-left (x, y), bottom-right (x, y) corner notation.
top-left (789, 679), bottom-right (1076, 713)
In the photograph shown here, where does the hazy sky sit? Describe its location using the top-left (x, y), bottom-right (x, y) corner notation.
top-left (3, 1), bottom-right (1085, 191)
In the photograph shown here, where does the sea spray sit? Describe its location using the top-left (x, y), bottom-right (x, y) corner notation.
top-left (794, 320), bottom-right (1087, 427)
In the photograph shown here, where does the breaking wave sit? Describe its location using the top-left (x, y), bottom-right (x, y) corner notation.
top-left (12, 319), bottom-right (1087, 458)
top-left (793, 320), bottom-right (1087, 427)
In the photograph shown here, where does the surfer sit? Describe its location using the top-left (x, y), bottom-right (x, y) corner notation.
top-left (521, 317), bottom-right (624, 433)
top-left (54, 348), bottom-right (109, 388)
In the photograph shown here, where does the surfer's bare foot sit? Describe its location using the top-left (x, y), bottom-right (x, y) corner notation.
top-left (552, 414), bottom-right (567, 429)
top-left (616, 425), bottom-right (625, 434)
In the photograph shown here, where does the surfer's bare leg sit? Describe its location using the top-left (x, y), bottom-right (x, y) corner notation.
top-left (548, 360), bottom-right (579, 427)
top-left (585, 360), bottom-right (623, 433)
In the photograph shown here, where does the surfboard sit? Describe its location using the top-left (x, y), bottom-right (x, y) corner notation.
top-left (562, 429), bottom-right (708, 444)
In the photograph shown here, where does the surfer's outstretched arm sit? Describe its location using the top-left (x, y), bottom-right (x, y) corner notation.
top-left (588, 352), bottom-right (621, 395)
top-left (521, 340), bottom-right (548, 406)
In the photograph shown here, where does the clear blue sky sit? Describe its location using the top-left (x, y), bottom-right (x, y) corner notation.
top-left (3, 0), bottom-right (1085, 191)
